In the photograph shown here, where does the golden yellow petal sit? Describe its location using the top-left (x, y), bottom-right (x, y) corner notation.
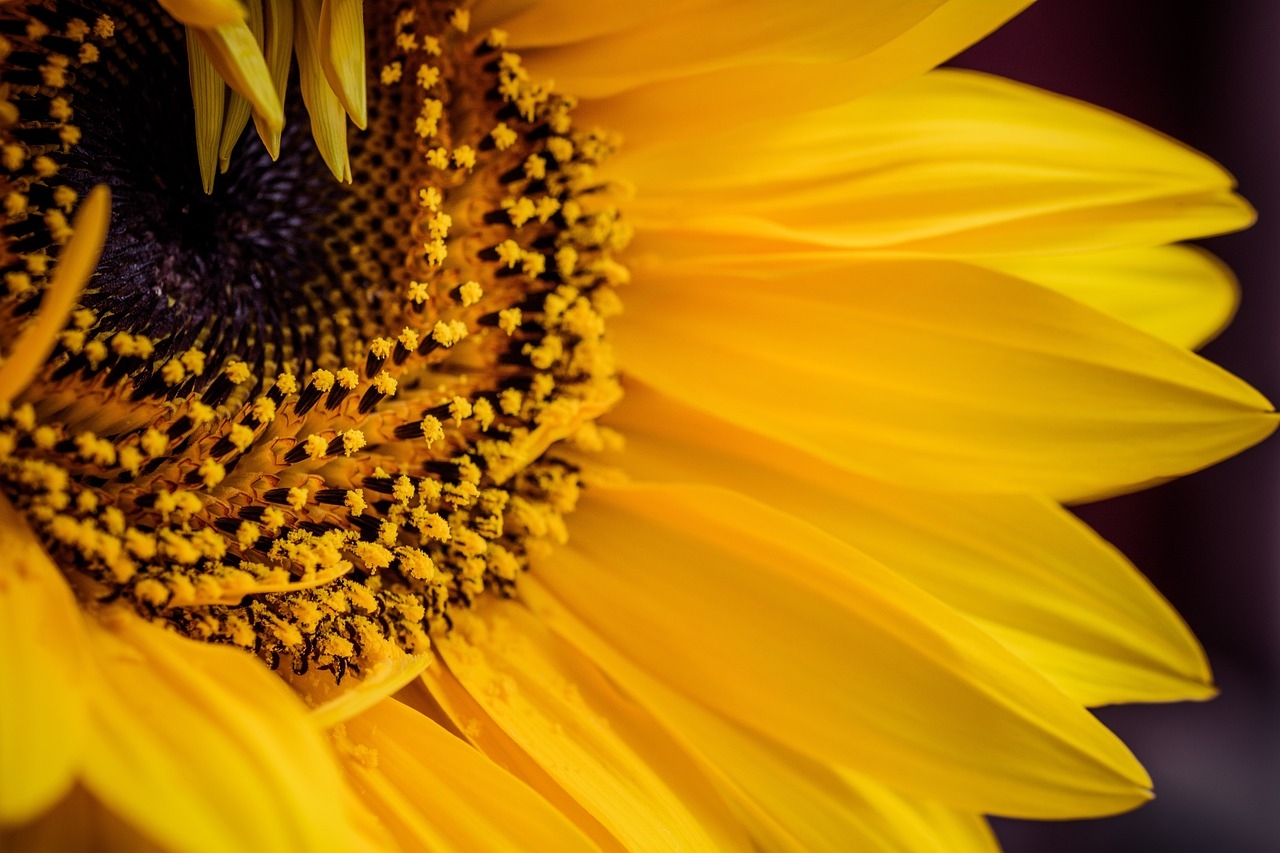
top-left (469, 0), bottom-right (541, 33)
top-left (517, 0), bottom-right (944, 98)
top-left (598, 381), bottom-right (1216, 706)
top-left (216, 0), bottom-right (264, 172)
top-left (80, 612), bottom-right (370, 853)
top-left (617, 70), bottom-right (1251, 255)
top-left (0, 496), bottom-right (90, 825)
top-left (485, 0), bottom-right (678, 47)
top-left (517, 580), bottom-right (999, 852)
top-left (192, 19), bottom-right (284, 138)
top-left (338, 697), bottom-right (600, 852)
top-left (156, 0), bottom-right (246, 29)
top-left (577, 0), bottom-right (1035, 149)
top-left (407, 670), bottom-right (622, 850)
top-left (218, 93), bottom-right (251, 174)
top-left (616, 258), bottom-right (1275, 501)
top-left (186, 28), bottom-right (226, 194)
top-left (0, 186), bottom-right (110, 409)
top-left (428, 602), bottom-right (753, 850)
top-left (252, 0), bottom-right (293, 160)
top-left (318, 0), bottom-right (368, 130)
top-left (294, 0), bottom-right (352, 182)
top-left (530, 484), bottom-right (1160, 818)
top-left (983, 245), bottom-right (1237, 350)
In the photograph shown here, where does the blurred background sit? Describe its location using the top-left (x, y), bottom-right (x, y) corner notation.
top-left (952, 1), bottom-right (1280, 850)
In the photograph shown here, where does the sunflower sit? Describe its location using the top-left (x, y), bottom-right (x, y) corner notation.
top-left (1, 0), bottom-right (1274, 849)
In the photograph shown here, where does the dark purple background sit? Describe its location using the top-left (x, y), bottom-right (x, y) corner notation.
top-left (952, 2), bottom-right (1280, 850)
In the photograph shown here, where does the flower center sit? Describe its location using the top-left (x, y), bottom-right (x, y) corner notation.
top-left (0, 0), bottom-right (628, 687)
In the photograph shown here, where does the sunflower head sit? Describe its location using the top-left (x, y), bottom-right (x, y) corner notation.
top-left (0, 0), bottom-right (627, 695)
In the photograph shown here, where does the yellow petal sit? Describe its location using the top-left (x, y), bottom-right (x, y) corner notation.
top-left (1, 786), bottom-right (165, 853)
top-left (252, 0), bottom-right (293, 160)
top-left (470, 0), bottom-right (541, 32)
top-left (0, 186), bottom-right (109, 409)
top-left (533, 483), bottom-right (1159, 818)
top-left (294, 0), bottom-right (352, 182)
top-left (518, 0), bottom-right (944, 98)
top-left (318, 0), bottom-right (367, 129)
top-left (523, 577), bottom-right (998, 851)
top-left (983, 245), bottom-right (1237, 350)
top-left (599, 381), bottom-right (1215, 706)
top-left (577, 0), bottom-right (1034, 148)
top-left (218, 93), bottom-right (251, 173)
top-left (427, 602), bottom-right (753, 850)
top-left (618, 70), bottom-right (1251, 255)
top-left (216, 0), bottom-right (265, 172)
top-left (337, 697), bottom-right (600, 852)
top-left (192, 19), bottom-right (284, 138)
top-left (186, 28), bottom-right (226, 194)
top-left (484, 0), bottom-right (678, 48)
top-left (0, 496), bottom-right (90, 824)
top-left (157, 0), bottom-right (245, 29)
top-left (404, 671), bottom-right (622, 850)
top-left (81, 612), bottom-right (370, 853)
top-left (616, 258), bottom-right (1275, 500)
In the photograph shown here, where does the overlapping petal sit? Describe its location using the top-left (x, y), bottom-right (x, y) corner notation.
top-left (520, 581), bottom-right (1000, 852)
top-left (157, 0), bottom-right (245, 29)
top-left (595, 382), bottom-right (1214, 706)
top-left (0, 496), bottom-right (91, 824)
top-left (1, 490), bottom-right (376, 852)
top-left (530, 483), bottom-right (1156, 818)
top-left (574, 0), bottom-right (1035, 148)
top-left (424, 605), bottom-right (753, 850)
top-left (616, 70), bottom-right (1250, 256)
top-left (294, 0), bottom-right (352, 182)
top-left (495, 0), bottom-right (942, 98)
top-left (81, 614), bottom-right (373, 853)
top-left (401, 672), bottom-right (621, 849)
top-left (983, 246), bottom-right (1238, 349)
top-left (615, 258), bottom-right (1274, 500)
top-left (336, 697), bottom-right (599, 852)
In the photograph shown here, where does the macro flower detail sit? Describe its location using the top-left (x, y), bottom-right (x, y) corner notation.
top-left (2, 1), bottom-right (1276, 851)
top-left (2, 0), bottom-right (625, 702)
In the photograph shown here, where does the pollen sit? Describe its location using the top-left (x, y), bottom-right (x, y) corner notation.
top-left (0, 2), bottom-right (627, 690)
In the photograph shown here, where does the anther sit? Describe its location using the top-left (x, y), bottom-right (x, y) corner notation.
top-left (324, 368), bottom-right (360, 411)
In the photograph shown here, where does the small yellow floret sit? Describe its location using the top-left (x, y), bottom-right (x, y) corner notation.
top-left (490, 122), bottom-right (517, 150)
top-left (304, 434), bottom-right (329, 459)
top-left (228, 424), bottom-right (255, 452)
top-left (198, 458), bottom-right (226, 488)
top-left (310, 369), bottom-right (335, 392)
top-left (225, 360), bottom-right (252, 384)
top-left (452, 145), bottom-right (476, 171)
top-left (420, 415), bottom-right (444, 447)
top-left (498, 307), bottom-right (522, 336)
top-left (336, 368), bottom-right (359, 390)
top-left (448, 396), bottom-right (472, 426)
top-left (458, 280), bottom-right (483, 307)
top-left (342, 430), bottom-right (366, 456)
